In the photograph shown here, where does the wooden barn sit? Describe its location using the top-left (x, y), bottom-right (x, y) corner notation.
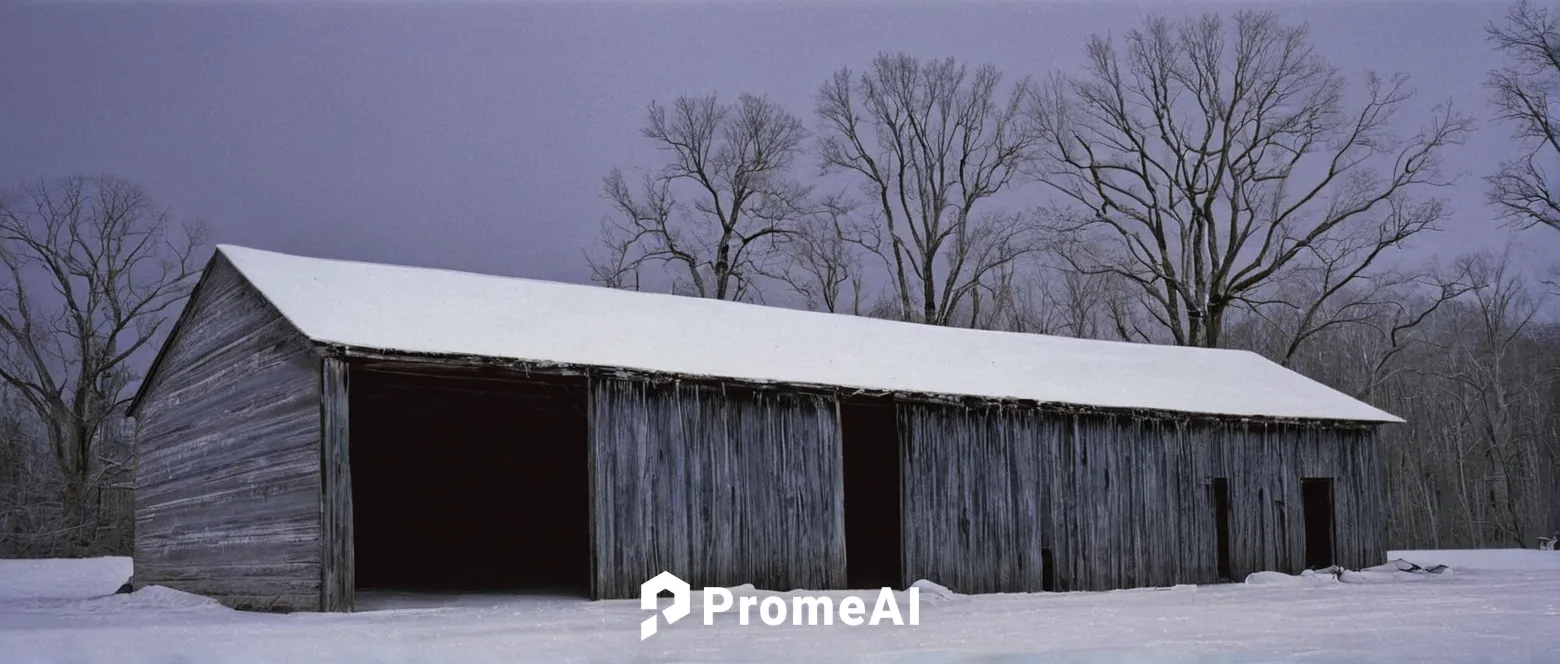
top-left (129, 245), bottom-right (1400, 612)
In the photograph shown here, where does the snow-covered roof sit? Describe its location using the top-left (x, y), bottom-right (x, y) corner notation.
top-left (213, 244), bottom-right (1401, 424)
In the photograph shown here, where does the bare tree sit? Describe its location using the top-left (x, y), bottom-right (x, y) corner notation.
top-left (1420, 251), bottom-right (1551, 547)
top-left (1486, 0), bottom-right (1560, 233)
top-left (1250, 247), bottom-right (1560, 550)
top-left (960, 258), bottom-right (1030, 331)
top-left (590, 93), bottom-right (811, 301)
top-left (0, 176), bottom-right (204, 536)
top-left (769, 196), bottom-right (870, 314)
top-left (1042, 268), bottom-right (1120, 339)
top-left (816, 53), bottom-right (1043, 327)
top-left (982, 255), bottom-right (1122, 338)
top-left (1028, 11), bottom-right (1472, 349)
top-left (0, 387), bottom-right (33, 552)
top-left (1260, 258), bottom-right (1475, 370)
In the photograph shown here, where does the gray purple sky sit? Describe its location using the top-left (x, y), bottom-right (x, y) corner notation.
top-left (2, 0), bottom-right (1557, 292)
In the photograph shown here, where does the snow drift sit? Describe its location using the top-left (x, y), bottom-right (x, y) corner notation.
top-left (1244, 557), bottom-right (1455, 586)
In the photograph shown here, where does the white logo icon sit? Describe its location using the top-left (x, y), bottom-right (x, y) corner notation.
top-left (640, 571), bottom-right (691, 640)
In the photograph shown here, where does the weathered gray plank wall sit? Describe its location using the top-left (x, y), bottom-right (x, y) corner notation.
top-left (901, 403), bottom-right (1385, 593)
top-left (319, 357), bottom-right (353, 611)
top-left (134, 256), bottom-right (325, 611)
top-left (589, 378), bottom-right (845, 599)
top-left (901, 407), bottom-right (1047, 593)
top-left (1050, 415), bottom-right (1220, 590)
top-left (1220, 422), bottom-right (1385, 577)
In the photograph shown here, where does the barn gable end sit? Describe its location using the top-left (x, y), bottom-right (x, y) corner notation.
top-left (133, 253), bottom-right (326, 611)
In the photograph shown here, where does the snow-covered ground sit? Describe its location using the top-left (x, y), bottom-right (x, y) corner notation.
top-left (1, 550), bottom-right (1556, 663)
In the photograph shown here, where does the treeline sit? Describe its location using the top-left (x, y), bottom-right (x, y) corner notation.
top-left (1, 4), bottom-right (1556, 557)
top-left (0, 176), bottom-right (203, 557)
top-left (587, 6), bottom-right (1560, 549)
top-left (1253, 253), bottom-right (1560, 548)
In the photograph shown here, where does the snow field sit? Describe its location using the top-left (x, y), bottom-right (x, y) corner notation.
top-left (0, 550), bottom-right (1554, 663)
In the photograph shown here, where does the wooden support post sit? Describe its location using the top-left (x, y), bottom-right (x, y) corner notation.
top-left (321, 356), bottom-right (355, 612)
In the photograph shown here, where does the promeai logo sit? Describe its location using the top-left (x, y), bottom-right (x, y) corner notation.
top-left (640, 571), bottom-right (692, 640)
top-left (638, 571), bottom-right (920, 640)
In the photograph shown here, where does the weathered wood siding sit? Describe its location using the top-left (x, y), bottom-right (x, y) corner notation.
top-left (901, 407), bottom-right (1047, 593)
top-left (319, 357), bottom-right (353, 611)
top-left (133, 256), bottom-right (324, 611)
top-left (901, 403), bottom-right (1385, 593)
top-left (589, 378), bottom-right (844, 599)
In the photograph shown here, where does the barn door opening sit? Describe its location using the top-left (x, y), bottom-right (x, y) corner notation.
top-left (1301, 478), bottom-right (1336, 570)
top-left (349, 365), bottom-right (591, 600)
top-left (1212, 478), bottom-right (1232, 580)
top-left (1040, 548), bottom-right (1056, 592)
top-left (840, 397), bottom-right (903, 589)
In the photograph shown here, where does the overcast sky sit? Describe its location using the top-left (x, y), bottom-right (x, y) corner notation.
top-left (2, 0), bottom-right (1557, 294)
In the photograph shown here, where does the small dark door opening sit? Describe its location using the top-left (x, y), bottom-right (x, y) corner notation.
top-left (349, 365), bottom-right (591, 596)
top-left (840, 397), bottom-right (903, 589)
top-left (1301, 478), bottom-right (1336, 570)
top-left (1040, 548), bottom-right (1056, 592)
top-left (1212, 478), bottom-right (1232, 580)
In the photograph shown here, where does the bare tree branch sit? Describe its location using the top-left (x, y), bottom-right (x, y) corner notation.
top-left (1028, 11), bottom-right (1472, 349)
top-left (588, 93), bottom-right (811, 301)
top-left (816, 53), bottom-right (1044, 326)
top-left (766, 195), bottom-right (871, 314)
top-left (0, 175), bottom-right (204, 527)
top-left (1485, 0), bottom-right (1560, 232)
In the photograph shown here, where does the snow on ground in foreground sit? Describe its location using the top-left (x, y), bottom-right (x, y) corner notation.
top-left (1, 550), bottom-right (1556, 663)
top-left (1394, 548), bottom-right (1560, 571)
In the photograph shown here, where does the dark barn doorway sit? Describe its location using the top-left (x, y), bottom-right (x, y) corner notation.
top-left (1301, 478), bottom-right (1336, 570)
top-left (840, 397), bottom-right (903, 589)
top-left (1212, 478), bottom-right (1232, 580)
top-left (1040, 548), bottom-right (1056, 592)
top-left (349, 365), bottom-right (591, 595)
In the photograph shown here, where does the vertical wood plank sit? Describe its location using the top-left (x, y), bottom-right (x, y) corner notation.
top-left (586, 376), bottom-right (600, 600)
top-left (320, 356), bottom-right (354, 612)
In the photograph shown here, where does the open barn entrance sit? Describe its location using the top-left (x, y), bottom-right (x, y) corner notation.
top-left (1302, 478), bottom-right (1336, 570)
top-left (348, 364), bottom-right (591, 596)
top-left (840, 396), bottom-right (903, 589)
